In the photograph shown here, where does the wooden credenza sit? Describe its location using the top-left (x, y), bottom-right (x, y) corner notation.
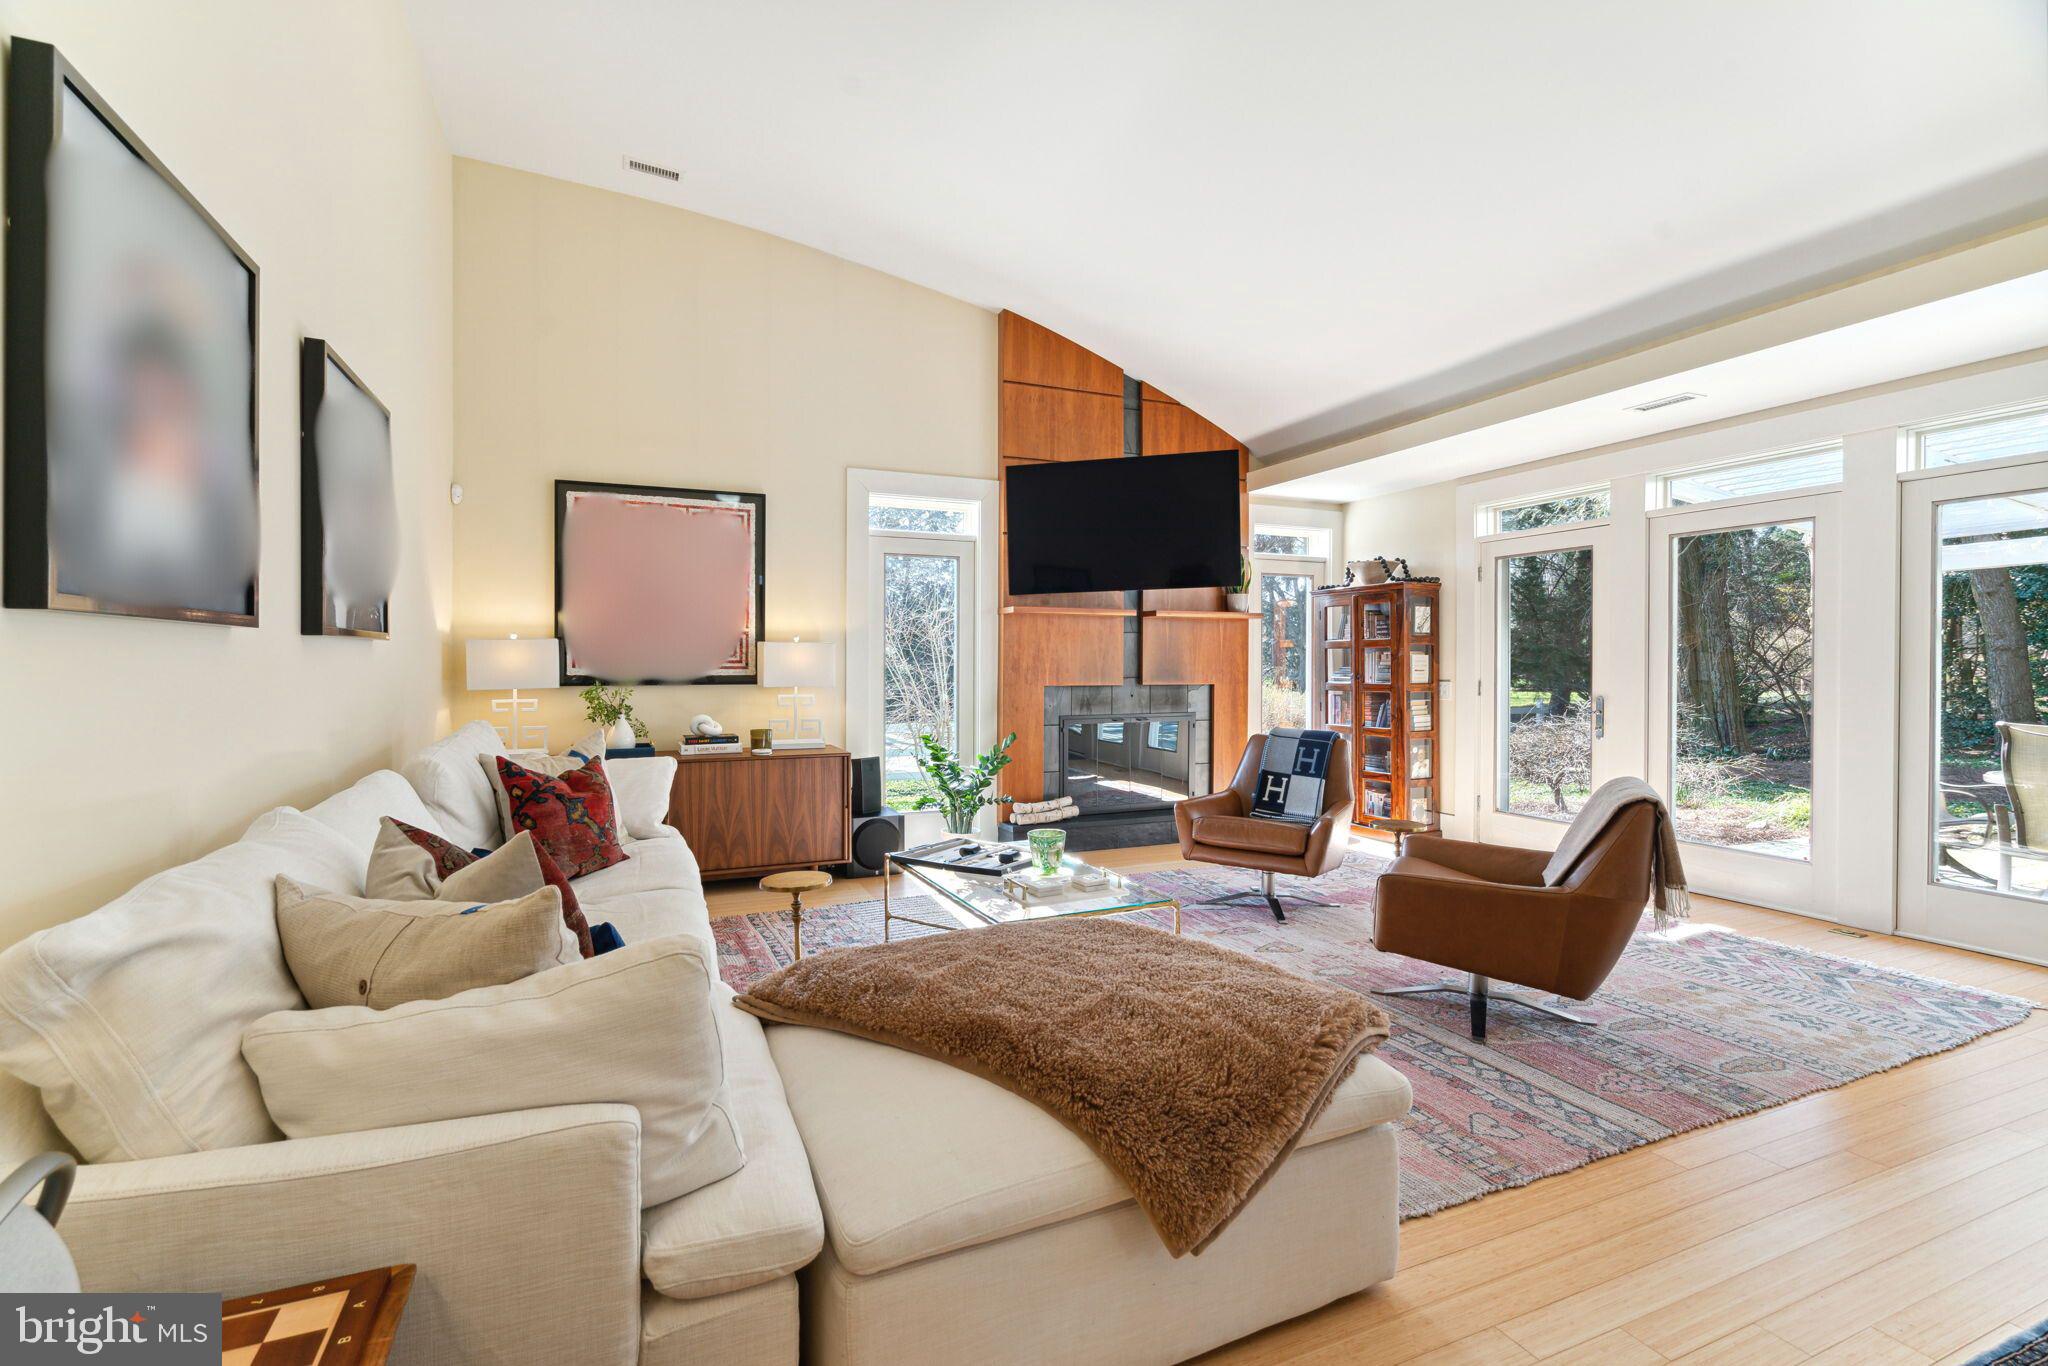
top-left (666, 746), bottom-right (851, 881)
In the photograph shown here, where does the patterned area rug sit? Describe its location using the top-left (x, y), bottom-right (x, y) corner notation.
top-left (712, 853), bottom-right (2036, 1220)
top-left (1967, 1320), bottom-right (2048, 1365)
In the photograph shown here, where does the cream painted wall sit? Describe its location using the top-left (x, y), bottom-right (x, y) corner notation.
top-left (0, 3), bottom-right (455, 946)
top-left (1343, 482), bottom-right (1460, 822)
top-left (449, 159), bottom-right (998, 748)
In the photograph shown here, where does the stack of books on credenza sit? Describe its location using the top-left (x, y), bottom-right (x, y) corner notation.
top-left (680, 733), bottom-right (744, 756)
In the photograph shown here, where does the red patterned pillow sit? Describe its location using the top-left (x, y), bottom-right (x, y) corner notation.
top-left (491, 755), bottom-right (628, 879)
top-left (383, 818), bottom-right (595, 958)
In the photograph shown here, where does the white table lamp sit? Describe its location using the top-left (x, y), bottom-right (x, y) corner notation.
top-left (761, 638), bottom-right (835, 747)
top-left (467, 635), bottom-right (559, 750)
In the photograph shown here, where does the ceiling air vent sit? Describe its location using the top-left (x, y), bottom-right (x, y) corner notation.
top-left (1626, 391), bottom-right (1704, 414)
top-left (622, 156), bottom-right (681, 183)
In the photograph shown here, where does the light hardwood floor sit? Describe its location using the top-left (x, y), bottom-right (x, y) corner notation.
top-left (703, 839), bottom-right (2048, 1366)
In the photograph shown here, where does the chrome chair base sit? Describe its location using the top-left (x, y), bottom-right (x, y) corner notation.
top-left (1373, 973), bottom-right (1592, 1040)
top-left (1193, 871), bottom-right (1339, 923)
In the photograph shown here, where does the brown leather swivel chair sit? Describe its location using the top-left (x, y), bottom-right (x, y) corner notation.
top-left (1175, 733), bottom-right (1354, 921)
top-left (1371, 804), bottom-right (1656, 1039)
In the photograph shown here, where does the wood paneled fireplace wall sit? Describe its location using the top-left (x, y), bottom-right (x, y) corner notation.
top-left (996, 311), bottom-right (1252, 820)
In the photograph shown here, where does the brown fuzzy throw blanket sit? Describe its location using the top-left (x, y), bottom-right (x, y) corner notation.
top-left (734, 917), bottom-right (1390, 1256)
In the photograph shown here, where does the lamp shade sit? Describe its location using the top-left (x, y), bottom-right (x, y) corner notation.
top-left (760, 639), bottom-right (836, 689)
top-left (466, 637), bottom-right (559, 691)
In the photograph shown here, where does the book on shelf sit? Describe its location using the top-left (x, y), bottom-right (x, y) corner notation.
top-left (682, 733), bottom-right (742, 746)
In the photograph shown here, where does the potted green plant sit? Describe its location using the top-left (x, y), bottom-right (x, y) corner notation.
top-left (1226, 550), bottom-right (1254, 614)
top-left (909, 731), bottom-right (1015, 835)
top-left (579, 683), bottom-right (648, 749)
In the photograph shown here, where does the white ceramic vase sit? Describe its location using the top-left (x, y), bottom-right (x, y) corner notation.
top-left (609, 717), bottom-right (636, 749)
top-left (1226, 592), bottom-right (1253, 613)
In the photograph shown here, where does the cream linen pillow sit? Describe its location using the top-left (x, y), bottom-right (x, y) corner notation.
top-left (242, 939), bottom-right (744, 1206)
top-left (274, 877), bottom-right (580, 1009)
top-left (605, 756), bottom-right (678, 840)
top-left (0, 808), bottom-right (365, 1162)
top-left (400, 721), bottom-right (508, 850)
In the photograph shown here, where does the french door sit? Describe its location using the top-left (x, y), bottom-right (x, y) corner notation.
top-left (867, 534), bottom-right (977, 799)
top-left (1899, 461), bottom-right (2048, 963)
top-left (1647, 496), bottom-right (1841, 917)
top-left (1477, 522), bottom-right (1625, 848)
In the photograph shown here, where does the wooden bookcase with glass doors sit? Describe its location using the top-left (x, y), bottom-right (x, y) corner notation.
top-left (1310, 581), bottom-right (1442, 831)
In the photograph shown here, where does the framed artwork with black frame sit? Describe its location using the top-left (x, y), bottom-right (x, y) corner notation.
top-left (3, 38), bottom-right (261, 625)
top-left (300, 337), bottom-right (396, 638)
top-left (554, 480), bottom-right (766, 685)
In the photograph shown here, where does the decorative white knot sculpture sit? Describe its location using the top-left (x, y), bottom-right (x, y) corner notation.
top-left (689, 714), bottom-right (723, 738)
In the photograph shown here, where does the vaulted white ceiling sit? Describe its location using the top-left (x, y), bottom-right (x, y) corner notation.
top-left (404, 0), bottom-right (2048, 458)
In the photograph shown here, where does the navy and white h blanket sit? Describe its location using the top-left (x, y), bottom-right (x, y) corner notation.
top-left (1249, 728), bottom-right (1340, 822)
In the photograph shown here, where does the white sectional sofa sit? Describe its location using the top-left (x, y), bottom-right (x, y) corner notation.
top-left (0, 723), bottom-right (1411, 1364)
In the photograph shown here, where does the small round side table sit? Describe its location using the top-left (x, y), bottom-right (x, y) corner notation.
top-left (1372, 818), bottom-right (1429, 856)
top-left (760, 869), bottom-right (833, 960)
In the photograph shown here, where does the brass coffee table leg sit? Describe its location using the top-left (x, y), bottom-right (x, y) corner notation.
top-left (760, 869), bottom-right (832, 963)
top-left (883, 857), bottom-right (892, 943)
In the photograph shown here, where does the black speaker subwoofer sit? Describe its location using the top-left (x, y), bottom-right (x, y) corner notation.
top-left (846, 807), bottom-right (904, 876)
top-left (851, 756), bottom-right (883, 817)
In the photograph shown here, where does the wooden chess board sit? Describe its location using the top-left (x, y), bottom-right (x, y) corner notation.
top-left (220, 1265), bottom-right (412, 1366)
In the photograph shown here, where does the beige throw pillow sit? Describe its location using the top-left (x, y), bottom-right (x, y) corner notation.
top-left (242, 940), bottom-right (745, 1206)
top-left (363, 820), bottom-right (595, 958)
top-left (274, 877), bottom-right (580, 1009)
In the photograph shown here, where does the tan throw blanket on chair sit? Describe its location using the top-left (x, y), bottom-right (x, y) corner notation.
top-left (735, 917), bottom-right (1389, 1256)
top-left (1542, 776), bottom-right (1691, 931)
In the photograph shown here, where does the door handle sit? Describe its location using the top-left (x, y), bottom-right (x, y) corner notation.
top-left (1593, 695), bottom-right (1606, 739)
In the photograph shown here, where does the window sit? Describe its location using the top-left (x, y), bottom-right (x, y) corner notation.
top-left (1482, 487), bottom-right (1611, 535)
top-left (1146, 719), bottom-right (1180, 751)
top-left (850, 470), bottom-right (993, 820)
top-left (868, 493), bottom-right (979, 535)
top-left (1250, 512), bottom-right (1338, 731)
top-left (1915, 403), bottom-right (2048, 470)
top-left (1654, 443), bottom-right (1843, 508)
top-left (865, 488), bottom-right (980, 806)
top-left (1251, 525), bottom-right (1333, 558)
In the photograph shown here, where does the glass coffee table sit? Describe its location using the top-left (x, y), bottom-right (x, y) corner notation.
top-left (882, 844), bottom-right (1180, 940)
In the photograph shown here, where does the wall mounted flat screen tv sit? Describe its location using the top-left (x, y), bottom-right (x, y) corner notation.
top-left (1006, 449), bottom-right (1240, 596)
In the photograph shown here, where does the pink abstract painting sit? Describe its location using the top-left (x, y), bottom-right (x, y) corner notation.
top-left (558, 485), bottom-right (760, 682)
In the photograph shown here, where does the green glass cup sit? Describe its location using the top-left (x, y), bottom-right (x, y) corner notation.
top-left (1028, 828), bottom-right (1067, 877)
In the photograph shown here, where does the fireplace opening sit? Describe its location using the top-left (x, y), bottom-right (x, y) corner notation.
top-left (1059, 713), bottom-right (1195, 814)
